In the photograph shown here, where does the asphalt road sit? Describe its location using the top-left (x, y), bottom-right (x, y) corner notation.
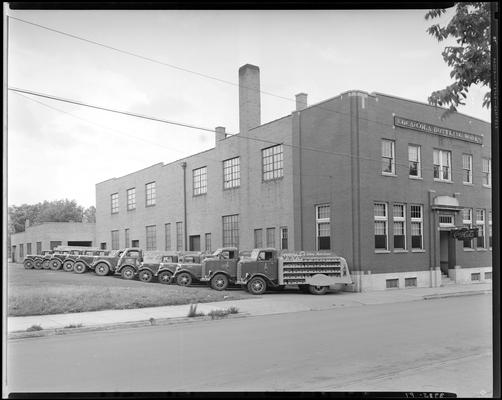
top-left (6, 295), bottom-right (492, 396)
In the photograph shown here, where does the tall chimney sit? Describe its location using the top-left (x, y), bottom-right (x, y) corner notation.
top-left (215, 126), bottom-right (226, 143)
top-left (239, 64), bottom-right (261, 134)
top-left (295, 93), bottom-right (308, 111)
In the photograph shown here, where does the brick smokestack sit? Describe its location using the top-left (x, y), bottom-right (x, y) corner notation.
top-left (215, 126), bottom-right (226, 144)
top-left (295, 93), bottom-right (308, 111)
top-left (239, 64), bottom-right (261, 134)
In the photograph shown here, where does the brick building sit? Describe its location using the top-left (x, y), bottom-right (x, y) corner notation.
top-left (95, 64), bottom-right (492, 291)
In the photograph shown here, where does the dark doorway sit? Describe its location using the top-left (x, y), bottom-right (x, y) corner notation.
top-left (439, 231), bottom-right (456, 275)
top-left (189, 235), bottom-right (201, 251)
top-left (67, 241), bottom-right (92, 247)
top-left (131, 240), bottom-right (139, 248)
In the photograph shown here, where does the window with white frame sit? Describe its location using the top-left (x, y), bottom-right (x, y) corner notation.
top-left (280, 227), bottom-right (288, 250)
top-left (176, 222), bottom-right (183, 251)
top-left (462, 154), bottom-right (473, 184)
top-left (262, 144), bottom-right (283, 181)
top-left (393, 204), bottom-right (406, 250)
top-left (127, 188), bottom-right (136, 210)
top-left (125, 228), bottom-right (130, 248)
top-left (482, 158), bottom-right (491, 186)
top-left (193, 166), bottom-right (208, 195)
top-left (374, 203), bottom-right (388, 250)
top-left (488, 210), bottom-right (492, 249)
top-left (223, 157), bottom-right (240, 189)
top-left (145, 182), bottom-right (156, 206)
top-left (408, 145), bottom-right (421, 178)
top-left (410, 205), bottom-right (423, 250)
top-left (254, 229), bottom-right (263, 248)
top-left (266, 227), bottom-right (276, 248)
top-left (111, 230), bottom-right (119, 250)
top-left (476, 209), bottom-right (485, 249)
top-left (146, 225), bottom-right (156, 251)
top-left (222, 214), bottom-right (239, 247)
top-left (381, 140), bottom-right (395, 175)
top-left (433, 149), bottom-right (452, 181)
top-left (316, 204), bottom-right (331, 250)
top-left (462, 208), bottom-right (473, 249)
top-left (205, 233), bottom-right (211, 252)
top-left (165, 223), bottom-right (171, 251)
top-left (111, 193), bottom-right (119, 214)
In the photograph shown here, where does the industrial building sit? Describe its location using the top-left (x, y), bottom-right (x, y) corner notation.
top-left (91, 64), bottom-right (491, 291)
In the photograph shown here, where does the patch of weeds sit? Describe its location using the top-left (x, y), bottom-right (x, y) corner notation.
top-left (149, 317), bottom-right (156, 325)
top-left (26, 324), bottom-right (42, 332)
top-left (208, 307), bottom-right (240, 320)
top-left (64, 323), bottom-right (83, 329)
top-left (187, 303), bottom-right (205, 318)
top-left (227, 306), bottom-right (239, 314)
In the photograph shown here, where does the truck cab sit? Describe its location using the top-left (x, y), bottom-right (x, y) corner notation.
top-left (199, 247), bottom-right (241, 290)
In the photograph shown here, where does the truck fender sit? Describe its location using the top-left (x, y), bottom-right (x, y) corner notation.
top-left (246, 273), bottom-right (273, 285)
top-left (208, 270), bottom-right (232, 281)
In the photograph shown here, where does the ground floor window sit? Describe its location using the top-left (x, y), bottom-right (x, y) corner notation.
top-left (111, 230), bottom-right (119, 250)
top-left (462, 208), bottom-right (473, 249)
top-left (19, 244), bottom-right (24, 258)
top-left (36, 242), bottom-right (42, 255)
top-left (205, 233), bottom-right (211, 252)
top-left (165, 223), bottom-right (171, 251)
top-left (471, 273), bottom-right (480, 281)
top-left (125, 228), bottom-right (130, 248)
top-left (146, 225), bottom-right (157, 251)
top-left (266, 227), bottom-right (276, 248)
top-left (374, 203), bottom-right (387, 250)
top-left (393, 204), bottom-right (406, 250)
top-left (475, 209), bottom-right (485, 249)
top-left (386, 278), bottom-right (399, 288)
top-left (405, 277), bottom-right (417, 287)
top-left (176, 222), bottom-right (183, 251)
top-left (26, 243), bottom-right (32, 255)
top-left (222, 214), bottom-right (239, 248)
top-left (280, 227), bottom-right (288, 250)
top-left (50, 241), bottom-right (62, 250)
top-left (254, 229), bottom-right (263, 248)
top-left (316, 204), bottom-right (331, 250)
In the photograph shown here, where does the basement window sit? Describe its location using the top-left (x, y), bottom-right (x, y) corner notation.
top-left (386, 278), bottom-right (399, 289)
top-left (471, 273), bottom-right (480, 281)
top-left (484, 272), bottom-right (492, 280)
top-left (405, 277), bottom-right (417, 287)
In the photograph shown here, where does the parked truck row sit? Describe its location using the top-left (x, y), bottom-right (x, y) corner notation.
top-left (21, 246), bottom-right (353, 295)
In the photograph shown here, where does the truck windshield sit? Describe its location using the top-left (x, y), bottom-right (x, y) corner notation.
top-left (211, 249), bottom-right (223, 257)
top-left (250, 249), bottom-right (260, 260)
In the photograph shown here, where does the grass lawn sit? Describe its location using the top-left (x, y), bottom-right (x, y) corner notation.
top-left (7, 263), bottom-right (254, 317)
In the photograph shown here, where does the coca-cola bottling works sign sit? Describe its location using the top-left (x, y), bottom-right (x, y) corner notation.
top-left (451, 227), bottom-right (479, 240)
top-left (394, 116), bottom-right (483, 144)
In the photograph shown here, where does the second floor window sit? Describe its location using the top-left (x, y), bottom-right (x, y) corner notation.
top-left (381, 139), bottom-right (395, 175)
top-left (433, 149), bottom-right (451, 181)
top-left (127, 188), bottom-right (136, 210)
top-left (462, 154), bottom-right (472, 184)
top-left (193, 166), bottom-right (208, 195)
top-left (111, 193), bottom-right (119, 214)
top-left (223, 157), bottom-right (240, 189)
top-left (145, 182), bottom-right (156, 206)
top-left (262, 144), bottom-right (283, 181)
top-left (408, 145), bottom-right (421, 178)
top-left (482, 158), bottom-right (491, 187)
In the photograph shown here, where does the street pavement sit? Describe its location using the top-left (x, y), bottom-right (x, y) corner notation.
top-left (7, 281), bottom-right (492, 336)
top-left (6, 295), bottom-right (492, 395)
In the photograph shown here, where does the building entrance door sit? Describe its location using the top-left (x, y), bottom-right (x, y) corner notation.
top-left (189, 235), bottom-right (200, 251)
top-left (439, 230), bottom-right (456, 275)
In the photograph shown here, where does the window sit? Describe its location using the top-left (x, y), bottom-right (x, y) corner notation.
top-left (374, 203), bottom-right (388, 250)
top-left (439, 214), bottom-right (454, 227)
top-left (266, 228), bottom-right (276, 248)
top-left (27, 243), bottom-right (32, 255)
top-left (471, 273), bottom-right (480, 281)
top-left (316, 204), bottom-right (331, 250)
top-left (145, 182), bottom-right (156, 206)
top-left (462, 208), bottom-right (473, 249)
top-left (433, 149), bottom-right (451, 181)
top-left (488, 210), bottom-right (492, 249)
top-left (165, 223), bottom-right (171, 251)
top-left (280, 227), bottom-right (288, 250)
top-left (485, 272), bottom-right (492, 280)
top-left (254, 229), bottom-right (263, 248)
top-left (476, 209), bottom-right (485, 249)
top-left (405, 277), bottom-right (417, 287)
top-left (223, 157), bottom-right (240, 189)
top-left (222, 214), bottom-right (239, 247)
top-left (127, 188), bottom-right (136, 210)
top-left (408, 145), bottom-right (421, 177)
top-left (111, 230), bottom-right (119, 250)
top-left (482, 158), bottom-right (491, 186)
top-left (131, 240), bottom-right (139, 248)
top-left (381, 139), bottom-right (395, 175)
top-left (176, 222), bottom-right (183, 251)
top-left (262, 144), bottom-right (283, 181)
top-left (50, 241), bottom-right (62, 250)
top-left (111, 193), bottom-right (119, 214)
top-left (100, 242), bottom-right (107, 250)
top-left (386, 279), bottom-right (399, 289)
top-left (125, 228), bottom-right (130, 248)
top-left (19, 244), bottom-right (24, 258)
top-left (193, 166), bottom-right (208, 195)
top-left (462, 154), bottom-right (472, 184)
top-left (36, 242), bottom-right (42, 255)
top-left (205, 233), bottom-right (212, 252)
top-left (393, 204), bottom-right (406, 250)
top-left (146, 225), bottom-right (157, 251)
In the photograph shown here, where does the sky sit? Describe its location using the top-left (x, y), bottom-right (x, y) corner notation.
top-left (6, 7), bottom-right (492, 209)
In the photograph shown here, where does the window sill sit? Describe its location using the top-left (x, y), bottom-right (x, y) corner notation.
top-left (145, 204), bottom-right (156, 208)
top-left (463, 182), bottom-right (473, 186)
top-left (411, 249), bottom-right (426, 253)
top-left (262, 177), bottom-right (284, 183)
top-left (127, 208), bottom-right (136, 212)
top-left (193, 193), bottom-right (207, 198)
top-left (482, 184), bottom-right (491, 189)
top-left (409, 175), bottom-right (423, 180)
top-left (381, 173), bottom-right (397, 177)
top-left (433, 179), bottom-right (453, 184)
top-left (374, 250), bottom-right (391, 254)
top-left (111, 212), bottom-right (119, 215)
top-left (393, 249), bottom-right (408, 253)
top-left (223, 186), bottom-right (240, 191)
top-left (463, 248), bottom-right (475, 252)
top-left (476, 248), bottom-right (487, 252)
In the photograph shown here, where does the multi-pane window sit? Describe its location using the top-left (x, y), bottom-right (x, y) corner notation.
top-left (462, 154), bottom-right (473, 184)
top-left (193, 166), bottom-right (208, 195)
top-left (408, 145), bottom-right (421, 177)
top-left (145, 182), bottom-right (156, 206)
top-left (222, 214), bottom-right (239, 247)
top-left (381, 139), bottom-right (395, 174)
top-left (111, 193), bottom-right (119, 214)
top-left (405, 277), bottom-right (417, 287)
top-left (36, 242), bottom-right (42, 255)
top-left (165, 223), bottom-right (171, 251)
top-left (146, 225), bottom-right (157, 251)
top-left (482, 158), bottom-right (491, 186)
top-left (374, 203), bottom-right (388, 250)
top-left (111, 230), bottom-right (119, 250)
top-left (462, 208), bottom-right (473, 249)
top-left (316, 204), bottom-right (331, 250)
top-left (266, 228), bottom-right (276, 248)
top-left (223, 157), bottom-right (240, 189)
top-left (176, 222), bottom-right (183, 251)
top-left (410, 205), bottom-right (423, 250)
top-left (433, 149), bottom-right (452, 181)
top-left (393, 204), bottom-right (406, 250)
top-left (476, 209), bottom-right (485, 248)
top-left (125, 228), bottom-right (130, 248)
top-left (488, 210), bottom-right (492, 249)
top-left (27, 243), bottom-right (32, 255)
top-left (127, 188), bottom-right (136, 210)
top-left (280, 227), bottom-right (288, 250)
top-left (205, 233), bottom-right (212, 252)
top-left (254, 229), bottom-right (263, 248)
top-left (262, 144), bottom-right (284, 181)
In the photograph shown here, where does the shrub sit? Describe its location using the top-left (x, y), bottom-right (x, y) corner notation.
top-left (187, 303), bottom-right (205, 318)
top-left (149, 317), bottom-right (156, 325)
top-left (64, 323), bottom-right (83, 329)
top-left (208, 307), bottom-right (239, 320)
top-left (26, 324), bottom-right (42, 332)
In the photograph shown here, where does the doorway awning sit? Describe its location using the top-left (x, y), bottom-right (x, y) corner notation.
top-left (431, 195), bottom-right (463, 211)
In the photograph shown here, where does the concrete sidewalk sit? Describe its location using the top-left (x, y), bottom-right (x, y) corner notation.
top-left (7, 282), bottom-right (492, 337)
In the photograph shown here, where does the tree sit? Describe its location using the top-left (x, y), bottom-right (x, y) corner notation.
top-left (83, 206), bottom-right (96, 223)
top-left (425, 3), bottom-right (491, 116)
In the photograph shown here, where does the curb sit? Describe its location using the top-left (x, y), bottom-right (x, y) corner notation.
top-left (8, 312), bottom-right (250, 340)
top-left (423, 290), bottom-right (491, 300)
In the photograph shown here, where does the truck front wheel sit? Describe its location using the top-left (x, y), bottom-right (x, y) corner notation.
top-left (139, 269), bottom-right (154, 283)
top-left (95, 263), bottom-right (110, 276)
top-left (24, 260), bottom-right (34, 269)
top-left (74, 262), bottom-right (87, 274)
top-left (121, 266), bottom-right (136, 280)
top-left (247, 276), bottom-right (267, 295)
top-left (210, 274), bottom-right (229, 291)
top-left (176, 272), bottom-right (192, 286)
top-left (34, 259), bottom-right (43, 269)
top-left (63, 261), bottom-right (74, 272)
top-left (308, 285), bottom-right (329, 295)
top-left (157, 271), bottom-right (173, 284)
